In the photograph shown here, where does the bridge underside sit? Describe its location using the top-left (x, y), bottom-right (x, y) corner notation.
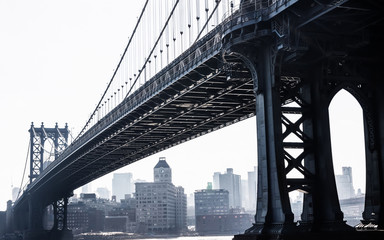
top-left (29, 52), bottom-right (257, 204)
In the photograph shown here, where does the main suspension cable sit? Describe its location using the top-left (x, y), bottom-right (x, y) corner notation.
top-left (17, 142), bottom-right (30, 200)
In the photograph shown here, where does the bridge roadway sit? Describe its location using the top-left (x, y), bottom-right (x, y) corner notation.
top-left (10, 0), bottom-right (384, 239)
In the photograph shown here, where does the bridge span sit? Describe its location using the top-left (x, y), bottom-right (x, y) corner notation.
top-left (4, 0), bottom-right (384, 240)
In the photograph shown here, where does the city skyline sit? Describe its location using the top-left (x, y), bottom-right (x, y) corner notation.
top-left (0, 0), bottom-right (366, 211)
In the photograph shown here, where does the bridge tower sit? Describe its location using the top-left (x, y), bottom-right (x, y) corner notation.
top-left (29, 122), bottom-right (69, 184)
top-left (226, 1), bottom-right (384, 240)
top-left (24, 122), bottom-right (72, 240)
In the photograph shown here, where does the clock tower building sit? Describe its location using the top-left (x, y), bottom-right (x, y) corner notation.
top-left (154, 157), bottom-right (172, 183)
top-left (136, 157), bottom-right (186, 233)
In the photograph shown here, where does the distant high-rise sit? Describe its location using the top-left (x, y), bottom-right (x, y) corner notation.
top-left (135, 157), bottom-right (187, 233)
top-left (214, 168), bottom-right (242, 208)
top-left (96, 187), bottom-right (110, 200)
top-left (336, 167), bottom-right (355, 199)
top-left (212, 172), bottom-right (220, 189)
top-left (112, 173), bottom-right (134, 202)
top-left (241, 179), bottom-right (248, 209)
top-left (12, 187), bottom-right (20, 202)
top-left (176, 186), bottom-right (187, 231)
top-left (81, 183), bottom-right (92, 194)
top-left (247, 166), bottom-right (257, 210)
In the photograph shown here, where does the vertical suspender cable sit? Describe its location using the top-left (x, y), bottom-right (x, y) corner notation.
top-left (196, 0), bottom-right (200, 35)
top-left (166, 0), bottom-right (170, 64)
top-left (179, 0), bottom-right (184, 53)
top-left (188, 0), bottom-right (192, 46)
top-left (205, 0), bottom-right (209, 33)
top-left (160, 2), bottom-right (164, 69)
top-left (194, 0), bottom-right (221, 43)
top-left (125, 0), bottom-right (180, 99)
top-left (75, 0), bottom-right (150, 141)
top-left (172, 0), bottom-right (177, 61)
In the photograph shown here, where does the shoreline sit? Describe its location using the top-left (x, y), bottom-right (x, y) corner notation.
top-left (74, 233), bottom-right (234, 240)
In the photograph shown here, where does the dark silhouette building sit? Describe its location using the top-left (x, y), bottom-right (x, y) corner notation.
top-left (195, 188), bottom-right (252, 234)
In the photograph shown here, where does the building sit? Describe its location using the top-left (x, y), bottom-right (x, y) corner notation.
top-left (186, 193), bottom-right (195, 227)
top-left (176, 186), bottom-right (187, 231)
top-left (153, 157), bottom-right (172, 183)
top-left (194, 188), bottom-right (252, 234)
top-left (135, 157), bottom-right (187, 234)
top-left (241, 179), bottom-right (248, 210)
top-left (336, 167), bottom-right (355, 200)
top-left (214, 168), bottom-right (242, 208)
top-left (136, 182), bottom-right (177, 233)
top-left (67, 202), bottom-right (105, 234)
top-left (0, 211), bottom-right (5, 235)
top-left (247, 166), bottom-right (257, 211)
top-left (112, 173), bottom-right (134, 202)
top-left (12, 187), bottom-right (20, 202)
top-left (195, 189), bottom-right (229, 216)
top-left (96, 187), bottom-right (110, 200)
top-left (67, 194), bottom-right (105, 234)
top-left (105, 195), bottom-right (137, 232)
top-left (213, 172), bottom-right (220, 189)
top-left (81, 183), bottom-right (92, 194)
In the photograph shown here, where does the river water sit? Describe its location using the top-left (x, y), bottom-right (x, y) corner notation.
top-left (74, 234), bottom-right (234, 240)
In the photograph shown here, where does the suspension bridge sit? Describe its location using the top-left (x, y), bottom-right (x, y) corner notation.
top-left (2, 0), bottom-right (384, 239)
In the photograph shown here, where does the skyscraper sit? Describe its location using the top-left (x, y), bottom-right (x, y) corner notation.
top-left (247, 166), bottom-right (257, 211)
top-left (12, 187), bottom-right (20, 202)
top-left (214, 168), bottom-right (242, 208)
top-left (176, 186), bottom-right (187, 231)
top-left (112, 173), bottom-right (134, 202)
top-left (96, 187), bottom-right (110, 200)
top-left (336, 167), bottom-right (355, 199)
top-left (81, 183), bottom-right (92, 194)
top-left (213, 172), bottom-right (220, 189)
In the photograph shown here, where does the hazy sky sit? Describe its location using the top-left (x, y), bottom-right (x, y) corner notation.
top-left (0, 0), bottom-right (366, 211)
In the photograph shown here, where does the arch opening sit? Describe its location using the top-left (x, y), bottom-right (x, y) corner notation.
top-left (42, 138), bottom-right (56, 170)
top-left (329, 89), bottom-right (366, 227)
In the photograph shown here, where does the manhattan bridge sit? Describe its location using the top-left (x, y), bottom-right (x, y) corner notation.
top-left (2, 0), bottom-right (384, 239)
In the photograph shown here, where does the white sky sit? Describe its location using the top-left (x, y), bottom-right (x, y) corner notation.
top-left (0, 0), bottom-right (366, 211)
